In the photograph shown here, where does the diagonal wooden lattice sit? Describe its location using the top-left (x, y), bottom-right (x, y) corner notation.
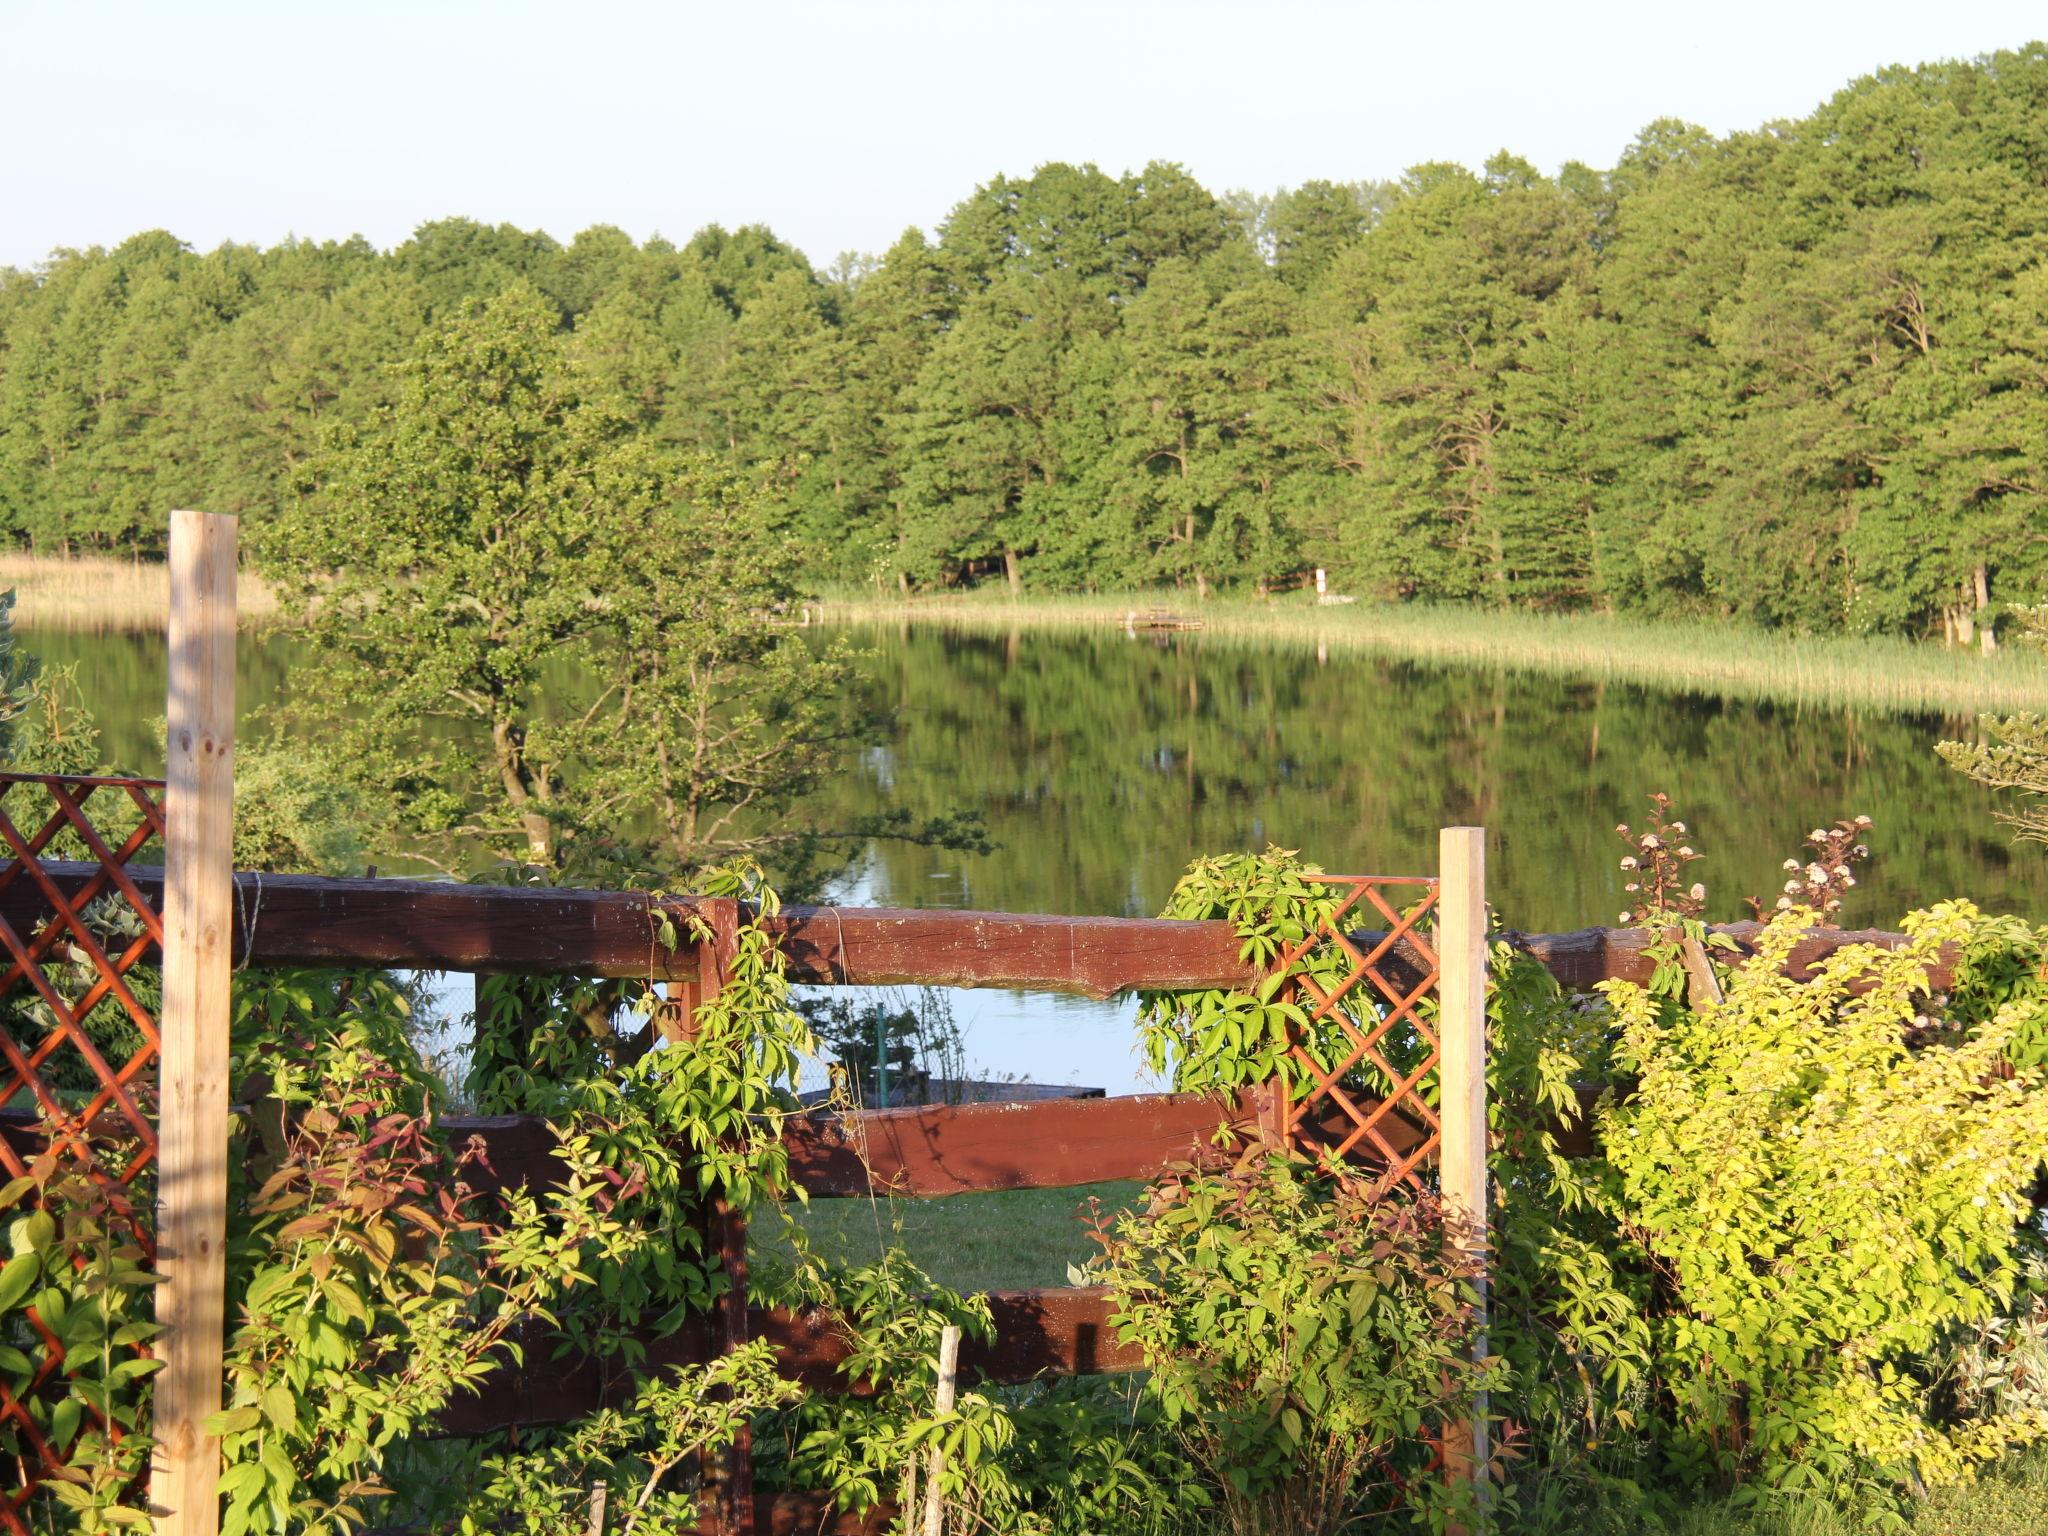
top-left (1272, 874), bottom-right (1443, 1195)
top-left (0, 773), bottom-right (166, 1533)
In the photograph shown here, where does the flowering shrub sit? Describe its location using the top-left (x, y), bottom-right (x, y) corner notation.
top-left (1614, 792), bottom-right (1706, 926)
top-left (1753, 815), bottom-right (1874, 923)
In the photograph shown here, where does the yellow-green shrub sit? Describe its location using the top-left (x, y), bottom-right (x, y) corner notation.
top-left (1599, 903), bottom-right (2048, 1501)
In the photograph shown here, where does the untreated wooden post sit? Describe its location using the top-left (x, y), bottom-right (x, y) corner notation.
top-left (153, 510), bottom-right (238, 1536)
top-left (921, 1324), bottom-right (961, 1536)
top-left (1437, 826), bottom-right (1489, 1523)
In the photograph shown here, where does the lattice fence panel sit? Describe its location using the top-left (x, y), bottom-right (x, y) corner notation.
top-left (1270, 874), bottom-right (1444, 1195)
top-left (0, 773), bottom-right (167, 1532)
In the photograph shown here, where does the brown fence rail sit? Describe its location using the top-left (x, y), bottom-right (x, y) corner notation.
top-left (0, 837), bottom-right (1941, 1532)
top-left (0, 860), bottom-right (1946, 996)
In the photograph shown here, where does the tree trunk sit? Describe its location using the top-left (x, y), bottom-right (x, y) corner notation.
top-left (1003, 546), bottom-right (1021, 594)
top-left (1976, 564), bottom-right (1997, 654)
top-left (492, 718), bottom-right (554, 867)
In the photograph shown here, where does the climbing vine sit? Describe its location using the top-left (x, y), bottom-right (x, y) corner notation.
top-left (1135, 847), bottom-right (1437, 1101)
top-left (11, 820), bottom-right (2048, 1534)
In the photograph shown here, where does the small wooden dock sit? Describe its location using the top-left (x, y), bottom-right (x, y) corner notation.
top-left (1122, 608), bottom-right (1203, 632)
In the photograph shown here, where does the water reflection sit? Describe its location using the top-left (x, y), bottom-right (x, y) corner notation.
top-left (41, 623), bottom-right (2041, 1095)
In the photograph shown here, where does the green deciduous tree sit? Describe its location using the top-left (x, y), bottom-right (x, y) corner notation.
top-left (268, 284), bottom-right (662, 870)
top-left (7, 46), bottom-right (2048, 631)
top-left (268, 284), bottom-right (979, 889)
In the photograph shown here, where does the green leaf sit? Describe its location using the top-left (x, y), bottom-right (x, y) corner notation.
top-left (0, 1251), bottom-right (39, 1315)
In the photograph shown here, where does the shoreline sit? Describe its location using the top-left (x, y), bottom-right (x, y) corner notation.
top-left (11, 549), bottom-right (2042, 717)
top-left (0, 553), bottom-right (279, 632)
top-left (816, 591), bottom-right (2048, 716)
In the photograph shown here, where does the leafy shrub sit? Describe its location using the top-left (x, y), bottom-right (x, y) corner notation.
top-left (0, 1164), bottom-right (158, 1531)
top-left (1484, 945), bottom-right (1659, 1532)
top-left (456, 1340), bottom-right (798, 1534)
top-left (1090, 1146), bottom-right (1497, 1535)
top-left (1136, 848), bottom-right (1348, 1095)
top-left (1000, 1376), bottom-right (1213, 1535)
top-left (1943, 911), bottom-right (2048, 1070)
top-left (1137, 847), bottom-right (1438, 1127)
top-left (769, 1239), bottom-right (1049, 1531)
top-left (1598, 903), bottom-right (2048, 1503)
top-left (215, 969), bottom-right (644, 1536)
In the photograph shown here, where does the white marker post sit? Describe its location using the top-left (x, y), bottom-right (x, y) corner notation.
top-left (1437, 826), bottom-right (1489, 1527)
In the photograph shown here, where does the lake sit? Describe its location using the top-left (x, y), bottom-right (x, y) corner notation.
top-left (31, 623), bottom-right (2041, 1093)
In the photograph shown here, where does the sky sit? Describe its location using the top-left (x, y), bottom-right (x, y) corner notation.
top-left (2, 0), bottom-right (2045, 271)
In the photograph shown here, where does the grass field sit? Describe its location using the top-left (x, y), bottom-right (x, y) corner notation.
top-left (765, 1180), bottom-right (1137, 1294)
top-left (821, 589), bottom-right (2048, 716)
top-left (0, 552), bottom-right (278, 629)
top-left (768, 1182), bottom-right (2048, 1535)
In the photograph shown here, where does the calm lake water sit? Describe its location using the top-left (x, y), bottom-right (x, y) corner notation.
top-left (34, 624), bottom-right (2042, 1092)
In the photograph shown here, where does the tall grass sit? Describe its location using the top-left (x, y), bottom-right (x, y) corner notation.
top-left (819, 589), bottom-right (2048, 716)
top-left (19, 551), bottom-right (2046, 717)
top-left (1666, 1447), bottom-right (2048, 1534)
top-left (0, 553), bottom-right (279, 630)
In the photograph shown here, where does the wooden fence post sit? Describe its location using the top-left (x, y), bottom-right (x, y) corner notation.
top-left (153, 510), bottom-right (238, 1536)
top-left (680, 900), bottom-right (752, 1536)
top-left (1437, 826), bottom-right (1489, 1524)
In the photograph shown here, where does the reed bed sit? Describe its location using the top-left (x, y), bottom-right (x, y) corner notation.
top-left (820, 590), bottom-right (2048, 716)
top-left (0, 553), bottom-right (279, 630)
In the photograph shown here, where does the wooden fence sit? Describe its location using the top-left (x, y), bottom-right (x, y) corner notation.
top-left (0, 865), bottom-right (1941, 1000)
top-left (0, 511), bottom-right (1951, 1536)
top-left (0, 845), bottom-right (1942, 1535)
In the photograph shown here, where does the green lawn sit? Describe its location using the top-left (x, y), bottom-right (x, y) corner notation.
top-left (763, 1181), bottom-right (1141, 1294)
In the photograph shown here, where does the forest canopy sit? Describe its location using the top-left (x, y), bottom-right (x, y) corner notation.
top-left (4, 45), bottom-right (2048, 638)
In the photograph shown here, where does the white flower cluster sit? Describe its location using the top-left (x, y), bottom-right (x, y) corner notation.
top-left (1771, 815), bottom-right (1874, 915)
top-left (1615, 798), bottom-right (1707, 926)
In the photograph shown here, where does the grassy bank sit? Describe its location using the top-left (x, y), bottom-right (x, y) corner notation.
top-left (17, 551), bottom-right (2048, 715)
top-left (0, 552), bottom-right (278, 630)
top-left (821, 590), bottom-right (2048, 716)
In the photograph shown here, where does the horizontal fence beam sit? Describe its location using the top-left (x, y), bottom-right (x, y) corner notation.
top-left (4, 862), bottom-right (1948, 997)
top-left (780, 1090), bottom-right (1269, 1197)
top-left (0, 1077), bottom-right (1580, 1218)
top-left (8, 864), bottom-right (1241, 994)
top-left (741, 1495), bottom-right (884, 1536)
top-left (434, 1285), bottom-right (1140, 1435)
top-left (446, 1089), bottom-right (1435, 1205)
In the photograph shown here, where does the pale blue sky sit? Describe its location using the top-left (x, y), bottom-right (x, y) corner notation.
top-left (2, 0), bottom-right (2044, 271)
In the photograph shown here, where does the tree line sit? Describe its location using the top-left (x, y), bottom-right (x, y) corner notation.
top-left (4, 44), bottom-right (2048, 638)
